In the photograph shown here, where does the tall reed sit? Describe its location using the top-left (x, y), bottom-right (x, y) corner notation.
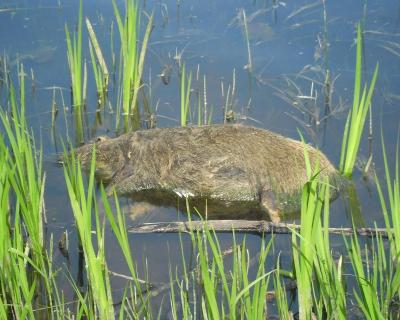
top-left (89, 41), bottom-right (106, 105)
top-left (344, 227), bottom-right (391, 319)
top-left (63, 148), bottom-right (115, 319)
top-left (376, 133), bottom-right (400, 256)
top-left (168, 205), bottom-right (273, 319)
top-left (373, 133), bottom-right (400, 310)
top-left (112, 0), bottom-right (153, 129)
top-left (100, 186), bottom-right (153, 317)
top-left (312, 180), bottom-right (346, 319)
top-left (65, 0), bottom-right (85, 109)
top-left (340, 23), bottom-right (379, 177)
top-left (86, 17), bottom-right (109, 105)
top-left (180, 63), bottom-right (192, 126)
top-left (289, 134), bottom-right (346, 319)
top-left (0, 67), bottom-right (61, 318)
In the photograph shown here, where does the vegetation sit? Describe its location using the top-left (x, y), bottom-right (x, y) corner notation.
top-left (339, 23), bottom-right (379, 177)
top-left (65, 0), bottom-right (86, 143)
top-left (65, 0), bottom-right (85, 109)
top-left (0, 0), bottom-right (394, 318)
top-left (180, 63), bottom-right (192, 126)
top-left (0, 67), bottom-right (58, 319)
top-left (87, 17), bottom-right (109, 106)
top-left (112, 0), bottom-right (153, 130)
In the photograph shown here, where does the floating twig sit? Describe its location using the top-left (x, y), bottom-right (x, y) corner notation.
top-left (129, 220), bottom-right (389, 238)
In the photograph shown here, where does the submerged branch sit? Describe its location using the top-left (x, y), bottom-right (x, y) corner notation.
top-left (128, 220), bottom-right (389, 238)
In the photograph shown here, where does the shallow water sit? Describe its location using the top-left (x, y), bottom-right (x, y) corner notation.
top-left (1, 0), bottom-right (400, 317)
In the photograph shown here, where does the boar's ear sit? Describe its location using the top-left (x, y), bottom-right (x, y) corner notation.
top-left (260, 189), bottom-right (281, 223)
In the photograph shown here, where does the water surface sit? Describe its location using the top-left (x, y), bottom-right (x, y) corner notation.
top-left (1, 0), bottom-right (399, 316)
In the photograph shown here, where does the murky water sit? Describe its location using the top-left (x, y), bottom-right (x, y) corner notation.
top-left (1, 0), bottom-right (400, 316)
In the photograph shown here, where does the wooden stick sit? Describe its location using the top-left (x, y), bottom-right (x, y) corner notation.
top-left (128, 220), bottom-right (389, 238)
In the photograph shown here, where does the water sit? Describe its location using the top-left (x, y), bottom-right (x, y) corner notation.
top-left (1, 0), bottom-right (399, 316)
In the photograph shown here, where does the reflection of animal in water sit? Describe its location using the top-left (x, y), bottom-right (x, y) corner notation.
top-left (74, 124), bottom-right (342, 222)
top-left (12, 44), bottom-right (57, 66)
top-left (128, 202), bottom-right (159, 222)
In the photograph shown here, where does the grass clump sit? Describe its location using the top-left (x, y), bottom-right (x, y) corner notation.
top-left (345, 132), bottom-right (400, 318)
top-left (63, 147), bottom-right (153, 318)
top-left (340, 23), bottom-right (379, 177)
top-left (87, 17), bottom-right (109, 106)
top-left (65, 0), bottom-right (86, 143)
top-left (0, 67), bottom-right (64, 318)
top-left (376, 133), bottom-right (400, 256)
top-left (288, 135), bottom-right (346, 319)
top-left (112, 0), bottom-right (153, 130)
top-left (344, 227), bottom-right (392, 319)
top-left (291, 173), bottom-right (325, 319)
top-left (168, 206), bottom-right (273, 319)
top-left (312, 182), bottom-right (346, 319)
top-left (63, 148), bottom-right (115, 319)
top-left (65, 0), bottom-right (86, 109)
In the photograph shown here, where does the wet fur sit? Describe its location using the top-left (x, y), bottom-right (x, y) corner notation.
top-left (75, 124), bottom-right (341, 221)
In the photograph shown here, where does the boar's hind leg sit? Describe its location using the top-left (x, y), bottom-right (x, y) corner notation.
top-left (260, 190), bottom-right (281, 223)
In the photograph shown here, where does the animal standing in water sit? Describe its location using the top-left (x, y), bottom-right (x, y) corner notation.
top-left (74, 124), bottom-right (341, 222)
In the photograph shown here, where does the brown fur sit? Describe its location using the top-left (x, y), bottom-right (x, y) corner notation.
top-left (74, 124), bottom-right (341, 222)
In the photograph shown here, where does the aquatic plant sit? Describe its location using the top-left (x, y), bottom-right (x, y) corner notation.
top-left (289, 134), bottom-right (346, 319)
top-left (312, 182), bottom-right (346, 319)
top-left (180, 63), bottom-right (192, 126)
top-left (273, 256), bottom-right (293, 320)
top-left (3, 2), bottom-right (400, 318)
top-left (100, 186), bottom-right (153, 316)
top-left (196, 75), bottom-right (213, 126)
top-left (343, 226), bottom-right (395, 319)
top-left (340, 23), bottom-right (379, 177)
top-left (112, 0), bottom-right (153, 130)
top-left (65, 0), bottom-right (85, 109)
top-left (376, 133), bottom-right (400, 256)
top-left (168, 207), bottom-right (273, 319)
top-left (291, 176), bottom-right (324, 319)
top-left (86, 17), bottom-right (109, 105)
top-left (0, 67), bottom-right (65, 318)
top-left (63, 148), bottom-right (115, 319)
top-left (370, 133), bottom-right (400, 314)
